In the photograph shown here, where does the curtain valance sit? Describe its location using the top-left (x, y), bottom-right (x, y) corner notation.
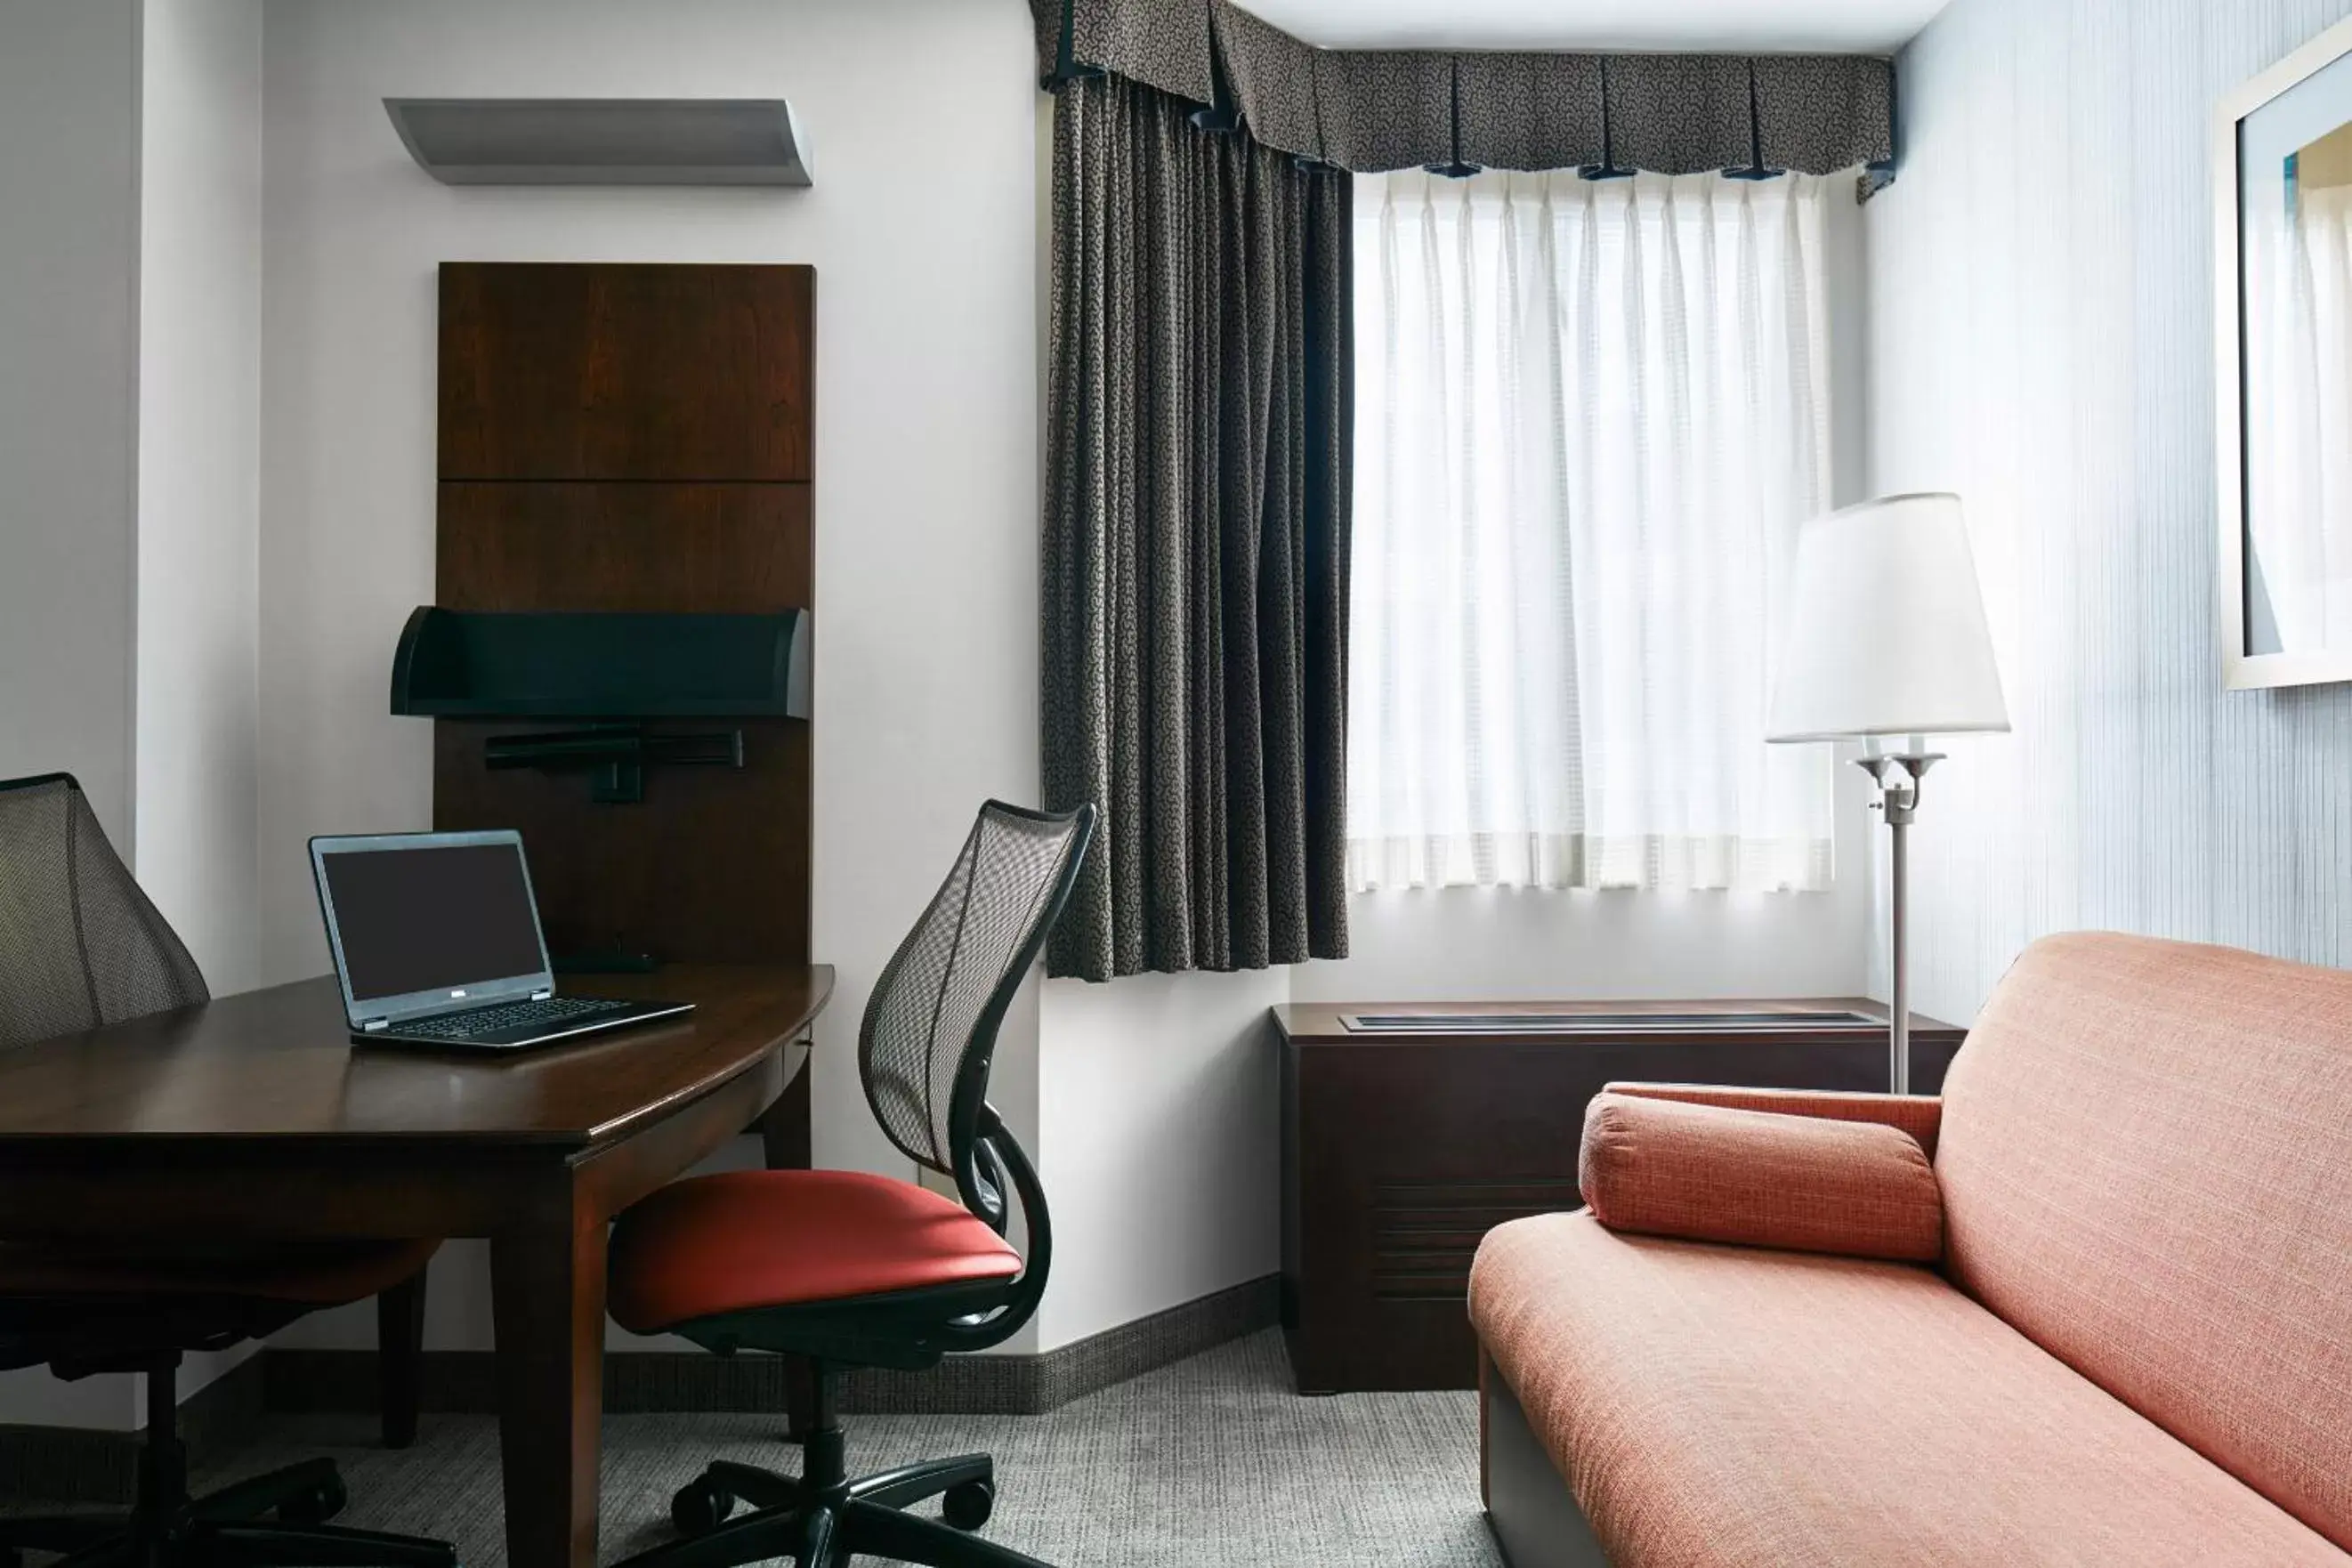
top-left (1031, 0), bottom-right (1895, 196)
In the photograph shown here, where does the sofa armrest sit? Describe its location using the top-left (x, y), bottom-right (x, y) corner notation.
top-left (1579, 1091), bottom-right (1944, 1262)
top-left (1604, 1081), bottom-right (1945, 1158)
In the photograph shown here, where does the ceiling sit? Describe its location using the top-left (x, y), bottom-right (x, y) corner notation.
top-left (1231, 0), bottom-right (1951, 54)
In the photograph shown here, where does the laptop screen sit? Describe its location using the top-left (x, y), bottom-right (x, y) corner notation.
top-left (319, 838), bottom-right (547, 1004)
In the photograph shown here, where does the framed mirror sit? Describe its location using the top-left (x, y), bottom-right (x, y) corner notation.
top-left (2219, 16), bottom-right (2352, 689)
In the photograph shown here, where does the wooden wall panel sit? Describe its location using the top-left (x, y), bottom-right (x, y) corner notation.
top-left (432, 719), bottom-right (810, 967)
top-left (439, 263), bottom-right (813, 482)
top-left (437, 483), bottom-right (812, 612)
top-left (433, 263), bottom-right (812, 973)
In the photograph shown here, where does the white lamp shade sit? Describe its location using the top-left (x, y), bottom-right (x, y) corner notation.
top-left (1766, 493), bottom-right (2010, 742)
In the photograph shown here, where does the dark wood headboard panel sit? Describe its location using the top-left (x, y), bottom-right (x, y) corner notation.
top-left (431, 263), bottom-right (814, 969)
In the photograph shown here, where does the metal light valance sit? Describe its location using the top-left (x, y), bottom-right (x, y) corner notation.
top-left (1031, 0), bottom-right (1897, 198)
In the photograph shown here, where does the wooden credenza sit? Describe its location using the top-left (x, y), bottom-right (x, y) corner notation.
top-left (1274, 999), bottom-right (1967, 1394)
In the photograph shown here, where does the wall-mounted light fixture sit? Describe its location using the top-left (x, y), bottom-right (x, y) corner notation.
top-left (384, 97), bottom-right (812, 187)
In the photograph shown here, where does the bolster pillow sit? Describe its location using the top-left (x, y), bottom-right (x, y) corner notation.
top-left (1578, 1091), bottom-right (1944, 1262)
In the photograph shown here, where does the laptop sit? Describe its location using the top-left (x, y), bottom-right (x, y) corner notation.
top-left (310, 828), bottom-right (692, 1051)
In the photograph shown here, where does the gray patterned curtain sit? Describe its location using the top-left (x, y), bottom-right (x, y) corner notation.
top-left (1042, 73), bottom-right (1351, 982)
top-left (1030, 0), bottom-right (1899, 199)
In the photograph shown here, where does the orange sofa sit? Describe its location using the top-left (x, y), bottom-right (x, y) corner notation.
top-left (1468, 932), bottom-right (2352, 1567)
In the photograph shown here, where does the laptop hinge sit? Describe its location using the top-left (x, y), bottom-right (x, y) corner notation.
top-left (531, 989), bottom-right (554, 1001)
top-left (360, 1018), bottom-right (390, 1031)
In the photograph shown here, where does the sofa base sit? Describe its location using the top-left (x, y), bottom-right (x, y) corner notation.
top-left (1483, 1353), bottom-right (1611, 1568)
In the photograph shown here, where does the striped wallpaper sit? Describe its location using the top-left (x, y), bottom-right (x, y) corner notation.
top-left (1865, 0), bottom-right (2352, 1026)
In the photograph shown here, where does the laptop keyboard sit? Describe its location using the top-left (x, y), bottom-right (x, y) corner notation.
top-left (396, 995), bottom-right (635, 1040)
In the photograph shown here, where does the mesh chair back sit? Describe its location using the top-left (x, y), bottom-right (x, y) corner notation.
top-left (0, 774), bottom-right (208, 1047)
top-left (859, 801), bottom-right (1092, 1176)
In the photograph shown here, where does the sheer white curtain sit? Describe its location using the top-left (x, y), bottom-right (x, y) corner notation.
top-left (1348, 169), bottom-right (1835, 893)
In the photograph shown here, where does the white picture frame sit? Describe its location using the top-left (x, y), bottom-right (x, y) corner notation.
top-left (2218, 14), bottom-right (2352, 689)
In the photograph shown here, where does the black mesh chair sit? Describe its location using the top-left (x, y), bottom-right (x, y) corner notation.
top-left (0, 773), bottom-right (209, 1045)
top-left (0, 773), bottom-right (454, 1568)
top-left (606, 800), bottom-right (1095, 1568)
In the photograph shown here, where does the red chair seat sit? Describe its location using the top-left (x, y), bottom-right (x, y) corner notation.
top-left (0, 1237), bottom-right (438, 1306)
top-left (608, 1169), bottom-right (1022, 1335)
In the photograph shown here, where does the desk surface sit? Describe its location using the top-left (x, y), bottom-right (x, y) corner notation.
top-left (0, 960), bottom-right (833, 1568)
top-left (0, 964), bottom-right (834, 1151)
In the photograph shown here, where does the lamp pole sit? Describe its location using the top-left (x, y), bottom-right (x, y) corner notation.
top-left (1764, 497), bottom-right (2008, 1095)
top-left (1857, 744), bottom-right (1938, 1095)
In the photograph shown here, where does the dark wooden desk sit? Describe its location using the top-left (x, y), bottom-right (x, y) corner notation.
top-left (1274, 998), bottom-right (1965, 1394)
top-left (0, 963), bottom-right (833, 1568)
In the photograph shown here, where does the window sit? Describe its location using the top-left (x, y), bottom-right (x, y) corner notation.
top-left (1347, 169), bottom-right (1837, 893)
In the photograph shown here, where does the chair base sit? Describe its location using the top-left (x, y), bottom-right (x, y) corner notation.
top-left (626, 1454), bottom-right (1049, 1568)
top-left (0, 1457), bottom-right (457, 1568)
top-left (0, 1360), bottom-right (455, 1568)
top-left (614, 1362), bottom-right (1052, 1568)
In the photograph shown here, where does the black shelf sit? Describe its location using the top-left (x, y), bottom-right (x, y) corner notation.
top-left (390, 606), bottom-right (809, 720)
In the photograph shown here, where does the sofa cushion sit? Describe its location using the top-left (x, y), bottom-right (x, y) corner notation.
top-left (1605, 1080), bottom-right (1945, 1156)
top-left (1469, 1211), bottom-right (2347, 1567)
top-left (1578, 1091), bottom-right (1943, 1261)
top-left (1938, 932), bottom-right (2352, 1548)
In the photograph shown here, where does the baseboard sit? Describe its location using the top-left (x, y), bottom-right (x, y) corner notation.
top-left (0, 1354), bottom-right (269, 1506)
top-left (264, 1273), bottom-right (1281, 1421)
top-left (1006, 1270), bottom-right (1281, 1413)
top-left (0, 1421), bottom-right (139, 1506)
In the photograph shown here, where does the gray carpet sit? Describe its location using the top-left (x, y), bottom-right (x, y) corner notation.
top-left (195, 1332), bottom-right (1503, 1567)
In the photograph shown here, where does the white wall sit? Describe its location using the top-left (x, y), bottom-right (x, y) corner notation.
top-left (254, 0), bottom-right (1049, 1352)
top-left (0, 0), bottom-right (264, 1431)
top-left (0, 0), bottom-right (142, 845)
top-left (1036, 969), bottom-right (1287, 1346)
top-left (1864, 0), bottom-right (2352, 1027)
top-left (132, 0), bottom-right (270, 1412)
top-left (138, 0), bottom-right (265, 998)
top-left (0, 0), bottom-right (144, 1434)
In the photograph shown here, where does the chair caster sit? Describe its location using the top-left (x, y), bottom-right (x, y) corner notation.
top-left (279, 1471), bottom-right (350, 1524)
top-left (671, 1475), bottom-right (737, 1537)
top-left (942, 1478), bottom-right (994, 1532)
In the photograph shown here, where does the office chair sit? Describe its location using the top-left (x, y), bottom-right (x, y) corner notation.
top-left (606, 800), bottom-right (1095, 1568)
top-left (0, 772), bottom-right (454, 1568)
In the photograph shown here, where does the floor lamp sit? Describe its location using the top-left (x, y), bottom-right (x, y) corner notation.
top-left (1766, 494), bottom-right (2009, 1095)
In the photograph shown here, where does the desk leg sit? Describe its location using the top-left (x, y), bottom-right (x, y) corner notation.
top-left (492, 1185), bottom-right (607, 1568)
top-left (376, 1265), bottom-right (427, 1449)
top-left (761, 1042), bottom-right (817, 1439)
top-left (758, 1039), bottom-right (812, 1171)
